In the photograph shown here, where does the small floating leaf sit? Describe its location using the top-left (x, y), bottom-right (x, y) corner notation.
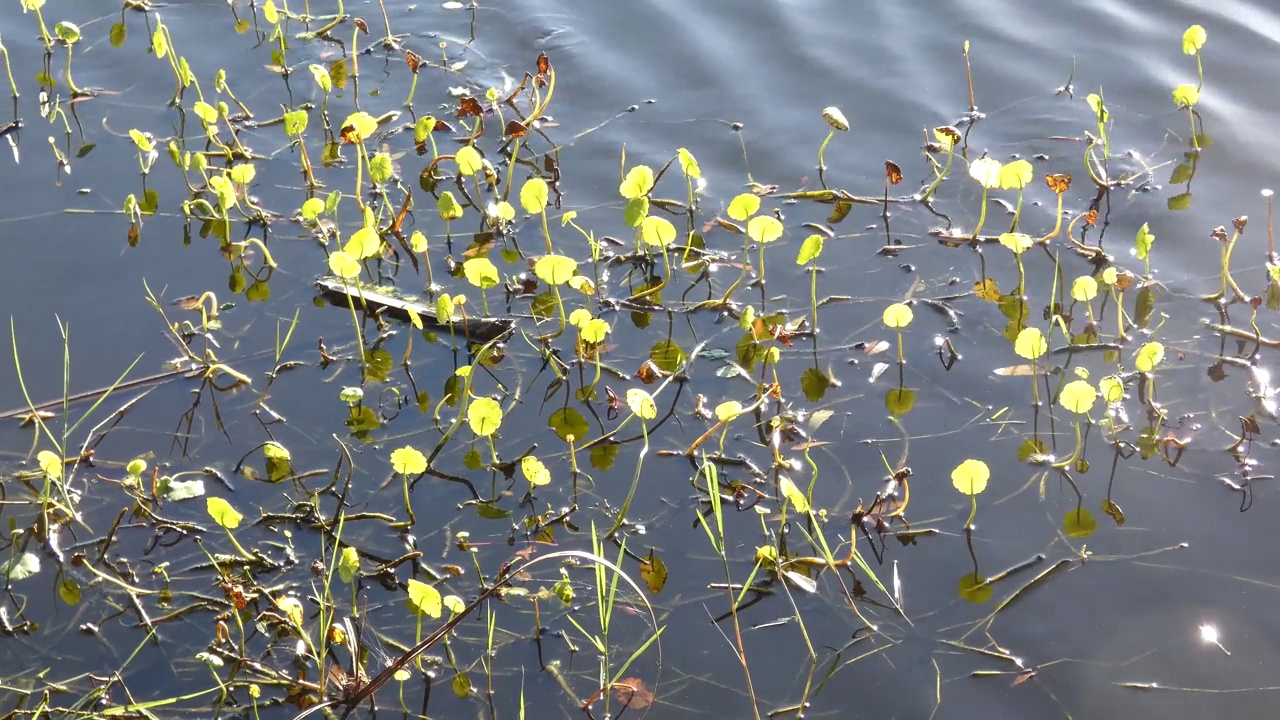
top-left (390, 446), bottom-right (427, 475)
top-left (778, 476), bottom-right (811, 513)
top-left (747, 215), bottom-right (784, 244)
top-left (1063, 507), bottom-right (1097, 538)
top-left (882, 303), bottom-right (913, 329)
top-left (328, 250), bottom-right (359, 279)
top-left (639, 549), bottom-right (668, 594)
top-left (619, 165), bottom-right (655, 199)
top-left (625, 388), bottom-right (657, 420)
top-left (1059, 379), bottom-right (1097, 415)
top-left (520, 177), bottom-right (548, 214)
top-left (714, 401), bottom-right (744, 422)
top-left (1134, 341), bottom-right (1165, 373)
top-left (467, 397), bottom-right (503, 437)
top-left (521, 455), bottom-right (550, 487)
top-left (640, 215), bottom-right (677, 247)
top-left (951, 458), bottom-right (989, 496)
top-left (406, 578), bottom-right (443, 618)
top-left (999, 232), bottom-right (1033, 255)
top-left (1014, 327), bottom-right (1047, 360)
top-left (998, 159), bottom-right (1034, 190)
top-left (1098, 375), bottom-right (1124, 403)
top-left (796, 234), bottom-right (824, 264)
top-left (206, 496), bottom-right (243, 529)
top-left (1071, 275), bottom-right (1098, 302)
top-left (727, 193), bottom-right (760, 222)
top-left (958, 572), bottom-right (992, 604)
top-left (339, 111), bottom-right (378, 143)
top-left (534, 254), bottom-right (578, 285)
top-left (463, 257), bottom-right (500, 289)
top-left (548, 407), bottom-right (589, 442)
top-left (968, 157), bottom-right (1002, 189)
top-left (1182, 24), bottom-right (1207, 55)
top-left (455, 144), bottom-right (483, 176)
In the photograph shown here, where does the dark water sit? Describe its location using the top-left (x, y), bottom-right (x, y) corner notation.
top-left (2, 1), bottom-right (1280, 718)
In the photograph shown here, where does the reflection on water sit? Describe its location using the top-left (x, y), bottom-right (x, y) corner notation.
top-left (1, 0), bottom-right (1280, 718)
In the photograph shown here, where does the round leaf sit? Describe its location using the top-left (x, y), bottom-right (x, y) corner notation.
top-left (1098, 375), bottom-right (1124, 403)
top-left (619, 165), bottom-right (655, 199)
top-left (625, 388), bottom-right (657, 420)
top-left (1014, 327), bottom-right (1047, 360)
top-left (714, 401), bottom-right (743, 422)
top-left (521, 455), bottom-right (551, 487)
top-left (406, 578), bottom-right (442, 618)
top-left (455, 145), bottom-right (483, 176)
top-left (640, 215), bottom-right (677, 247)
top-left (206, 496), bottom-right (243, 529)
top-left (345, 225), bottom-right (382, 259)
top-left (1135, 341), bottom-right (1165, 373)
top-left (340, 111), bottom-right (378, 142)
top-left (328, 250), bottom-right (360, 279)
top-left (727, 193), bottom-right (760, 222)
top-left (1059, 379), bottom-right (1097, 415)
top-left (520, 177), bottom-right (549, 214)
top-left (1172, 84), bottom-right (1200, 109)
top-left (1071, 275), bottom-right (1098, 302)
top-left (998, 232), bottom-right (1033, 254)
top-left (882, 302), bottom-right (913, 329)
top-left (999, 159), bottom-right (1034, 190)
top-left (390, 446), bottom-right (427, 475)
top-left (951, 458), bottom-right (990, 496)
top-left (534, 254), bottom-right (578, 285)
top-left (37, 450), bottom-right (62, 480)
top-left (463, 257), bottom-right (500, 289)
top-left (467, 396), bottom-right (503, 437)
top-left (747, 215), bottom-right (784, 244)
top-left (968, 157), bottom-right (1003, 189)
top-left (1182, 24), bottom-right (1207, 55)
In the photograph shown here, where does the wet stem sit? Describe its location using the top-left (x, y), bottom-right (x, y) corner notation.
top-left (971, 186), bottom-right (989, 241)
top-left (919, 145), bottom-right (953, 202)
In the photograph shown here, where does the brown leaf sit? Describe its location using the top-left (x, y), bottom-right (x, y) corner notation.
top-left (1083, 209), bottom-right (1098, 226)
top-left (405, 50), bottom-right (423, 73)
top-left (456, 96), bottom-right (483, 119)
top-left (635, 359), bottom-right (662, 384)
top-left (504, 119), bottom-right (527, 138)
top-left (536, 52), bottom-right (550, 76)
top-left (885, 160), bottom-right (903, 186)
top-left (352, 17), bottom-right (369, 34)
top-left (1045, 173), bottom-right (1072, 194)
top-left (614, 677), bottom-right (654, 710)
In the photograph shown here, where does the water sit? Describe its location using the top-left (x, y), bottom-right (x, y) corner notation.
top-left (2, 1), bottom-right (1280, 717)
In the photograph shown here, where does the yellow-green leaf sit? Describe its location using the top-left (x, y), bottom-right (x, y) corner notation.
top-left (406, 578), bottom-right (442, 618)
top-left (390, 445), bottom-right (427, 475)
top-left (727, 193), bottom-right (760, 222)
top-left (328, 250), bottom-right (360, 279)
top-left (951, 458), bottom-right (989, 496)
top-left (345, 226), bottom-right (382, 259)
top-left (467, 396), bottom-right (503, 437)
top-left (520, 177), bottom-right (549, 214)
top-left (340, 111), bottom-right (378, 142)
top-left (1059, 379), bottom-right (1097, 415)
top-left (520, 455), bottom-right (551, 487)
top-left (999, 159), bottom-right (1033, 190)
top-left (1182, 24), bottom-right (1207, 55)
top-left (747, 215), bottom-right (784, 244)
top-left (619, 165), bottom-right (655, 199)
top-left (625, 388), bottom-right (657, 420)
top-left (534, 254), bottom-right (577, 285)
top-left (779, 476), bottom-right (811, 513)
top-left (998, 232), bottom-right (1033, 254)
top-left (37, 450), bottom-right (62, 480)
top-left (1014, 327), bottom-right (1047, 360)
top-left (1071, 275), bottom-right (1098, 302)
top-left (1134, 341), bottom-right (1165, 373)
top-left (640, 215), bottom-right (677, 247)
top-left (796, 234), bottom-right (824, 264)
top-left (455, 145), bottom-right (483, 176)
top-left (714, 401), bottom-right (743, 422)
top-left (882, 302), bottom-right (913, 329)
top-left (463, 257), bottom-right (499, 289)
top-left (206, 496), bottom-right (243, 529)
top-left (968, 157), bottom-right (1002, 189)
top-left (1172, 84), bottom-right (1200, 108)
top-left (676, 148), bottom-right (701, 179)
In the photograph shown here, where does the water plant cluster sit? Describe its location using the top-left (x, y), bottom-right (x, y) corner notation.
top-left (0, 4), bottom-right (1273, 719)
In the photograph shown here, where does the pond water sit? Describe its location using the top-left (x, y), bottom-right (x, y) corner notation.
top-left (2, 1), bottom-right (1280, 718)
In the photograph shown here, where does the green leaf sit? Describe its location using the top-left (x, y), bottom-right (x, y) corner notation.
top-left (581, 318), bottom-right (610, 344)
top-left (193, 101), bottom-right (218, 125)
top-left (301, 197), bottom-right (325, 221)
top-left (263, 441), bottom-right (292, 482)
top-left (152, 27), bottom-right (168, 59)
top-left (37, 450), bottom-right (62, 480)
top-left (1059, 379), bottom-right (1097, 415)
top-left (521, 455), bottom-right (551, 487)
top-left (625, 388), bottom-right (657, 420)
top-left (746, 215), bottom-right (784, 244)
top-left (676, 148), bottom-right (701, 179)
top-left (128, 129), bottom-right (154, 152)
top-left (309, 63), bottom-right (332, 93)
top-left (885, 387), bottom-right (916, 416)
top-left (1172, 84), bottom-right (1200, 108)
top-left (796, 234), bottom-right (824, 264)
top-left (406, 578), bottom-right (442, 618)
top-left (958, 572), bottom-right (992, 604)
top-left (206, 496), bottom-right (243, 529)
top-left (344, 226), bottom-right (382, 259)
top-left (414, 116), bottom-right (437, 143)
top-left (338, 547), bottom-right (360, 584)
top-left (968, 157), bottom-right (1002, 189)
top-left (623, 197), bottom-right (649, 227)
top-left (340, 111), bottom-right (378, 142)
top-left (1063, 507), bottom-right (1097, 538)
top-left (1136, 224), bottom-right (1157, 260)
top-left (534, 254), bottom-right (577, 285)
top-left (455, 145), bottom-right (483, 176)
top-left (640, 215), bottom-right (677, 247)
top-left (1086, 93), bottom-right (1108, 122)
top-left (467, 396), bottom-right (503, 437)
top-left (1134, 341), bottom-right (1165, 373)
top-left (55, 21), bottom-right (81, 44)
top-left (228, 164), bottom-right (256, 185)
top-left (951, 458), bottom-right (989, 496)
top-left (390, 446), bottom-right (427, 475)
top-left (1182, 24), bottom-right (1207, 55)
top-left (109, 22), bottom-right (127, 47)
top-left (59, 577), bottom-right (81, 605)
top-left (520, 177), bottom-right (549, 214)
top-left (1014, 327), bottom-right (1047, 360)
top-left (619, 165), bottom-right (655, 199)
top-left (1167, 192), bottom-right (1193, 211)
top-left (548, 407), bottom-right (589, 442)
top-left (714, 401), bottom-right (744, 422)
top-left (1071, 275), bottom-right (1098, 302)
top-left (463, 257), bottom-right (499, 289)
top-left (1098, 375), bottom-right (1124, 403)
top-left (4, 552), bottom-right (40, 581)
top-left (727, 193), bottom-right (760, 222)
top-left (998, 159), bottom-right (1033, 190)
top-left (778, 476), bottom-right (810, 513)
top-left (998, 232), bottom-right (1033, 255)
top-left (369, 152), bottom-right (393, 184)
top-left (328, 250), bottom-right (360, 279)
top-left (437, 191), bottom-right (464, 220)
top-left (882, 303), bottom-right (913, 329)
